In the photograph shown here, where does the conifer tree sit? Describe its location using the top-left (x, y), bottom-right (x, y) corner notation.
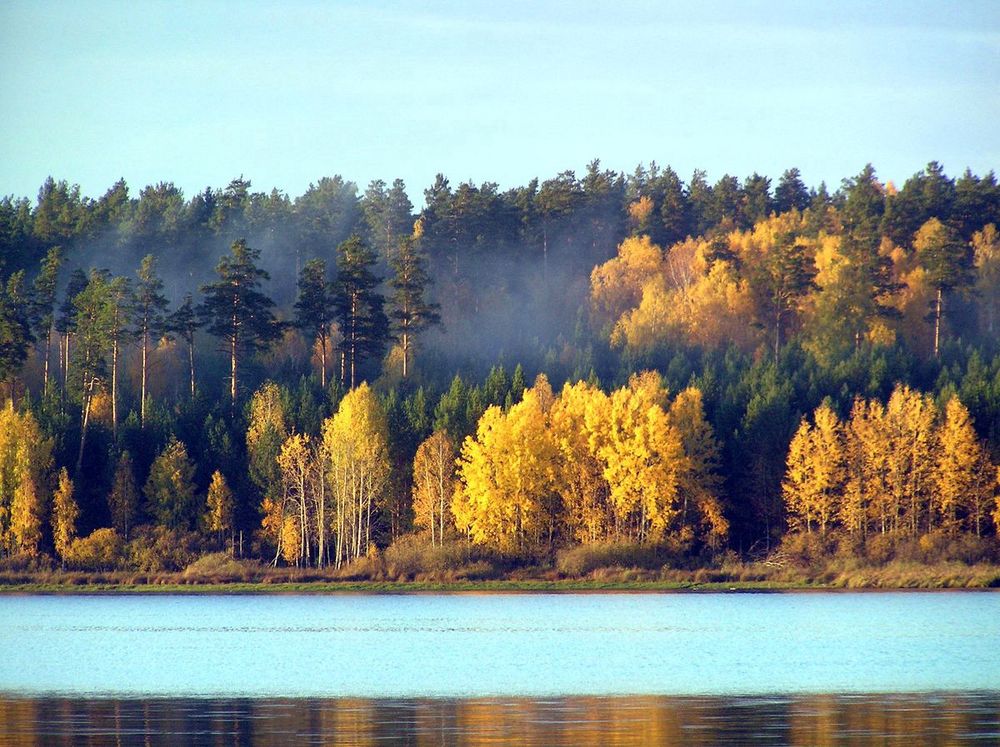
top-left (107, 276), bottom-right (133, 438)
top-left (71, 270), bottom-right (115, 470)
top-left (133, 255), bottom-right (169, 426)
top-left (294, 258), bottom-right (334, 388)
top-left (167, 293), bottom-right (202, 398)
top-left (389, 236), bottom-right (440, 379)
top-left (108, 450), bottom-right (138, 540)
top-left (201, 240), bottom-right (281, 404)
top-left (915, 218), bottom-right (974, 356)
top-left (55, 268), bottom-right (88, 401)
top-left (0, 272), bottom-right (34, 399)
top-left (29, 246), bottom-right (62, 391)
top-left (332, 235), bottom-right (388, 388)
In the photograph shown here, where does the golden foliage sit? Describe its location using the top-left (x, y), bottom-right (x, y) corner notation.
top-left (322, 382), bottom-right (390, 566)
top-left (205, 470), bottom-right (234, 539)
top-left (51, 468), bottom-right (78, 560)
top-left (412, 430), bottom-right (457, 546)
top-left (782, 404), bottom-right (845, 536)
top-left (590, 235), bottom-right (664, 325)
top-left (0, 405), bottom-right (53, 556)
top-left (455, 384), bottom-right (557, 553)
top-left (785, 386), bottom-right (999, 540)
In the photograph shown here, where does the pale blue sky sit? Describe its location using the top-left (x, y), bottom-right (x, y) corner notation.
top-left (1, 1), bottom-right (998, 205)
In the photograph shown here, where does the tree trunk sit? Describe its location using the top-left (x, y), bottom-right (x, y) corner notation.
top-left (317, 462), bottom-right (326, 567)
top-left (320, 329), bottom-right (327, 389)
top-left (230, 333), bottom-right (238, 405)
top-left (77, 377), bottom-right (94, 473)
top-left (43, 326), bottom-right (52, 392)
top-left (774, 312), bottom-right (781, 362)
top-left (187, 336), bottom-right (195, 398)
top-left (401, 331), bottom-right (409, 379)
top-left (111, 337), bottom-right (118, 439)
top-left (934, 287), bottom-right (943, 358)
top-left (350, 294), bottom-right (357, 389)
top-left (62, 333), bottom-right (70, 406)
top-left (141, 329), bottom-right (148, 427)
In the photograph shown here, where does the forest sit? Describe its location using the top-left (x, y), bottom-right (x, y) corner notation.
top-left (1, 160), bottom-right (999, 584)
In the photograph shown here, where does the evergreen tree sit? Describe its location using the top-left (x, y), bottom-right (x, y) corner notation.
top-left (107, 275), bottom-right (133, 438)
top-left (71, 270), bottom-right (115, 470)
top-left (775, 168), bottom-right (810, 214)
top-left (748, 232), bottom-right (816, 360)
top-left (0, 271), bottom-right (34, 398)
top-left (55, 268), bottom-right (88, 400)
top-left (133, 254), bottom-right (169, 426)
top-left (167, 293), bottom-right (202, 398)
top-left (108, 450), bottom-right (138, 540)
top-left (332, 235), bottom-right (388, 388)
top-left (29, 246), bottom-right (62, 391)
top-left (294, 258), bottom-right (334, 388)
top-left (915, 218), bottom-right (974, 357)
top-left (388, 236), bottom-right (441, 379)
top-left (200, 239), bottom-right (281, 404)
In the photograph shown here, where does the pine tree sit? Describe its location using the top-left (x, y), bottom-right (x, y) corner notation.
top-left (915, 218), bottom-right (974, 356)
top-left (71, 270), bottom-right (115, 470)
top-left (389, 236), bottom-right (440, 379)
top-left (0, 272), bottom-right (34, 399)
top-left (294, 258), bottom-right (334, 388)
top-left (55, 268), bottom-right (88, 402)
top-left (332, 235), bottom-right (388, 388)
top-left (167, 293), bottom-right (202, 398)
top-left (133, 255), bottom-right (169, 426)
top-left (108, 451), bottom-right (138, 540)
top-left (748, 231), bottom-right (816, 360)
top-left (29, 246), bottom-right (62, 392)
top-left (200, 239), bottom-right (281, 404)
top-left (107, 276), bottom-right (133, 438)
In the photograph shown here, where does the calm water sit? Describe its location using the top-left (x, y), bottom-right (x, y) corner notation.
top-left (1, 592), bottom-right (998, 742)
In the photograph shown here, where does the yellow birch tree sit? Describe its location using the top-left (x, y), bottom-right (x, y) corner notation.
top-left (412, 430), bottom-right (457, 546)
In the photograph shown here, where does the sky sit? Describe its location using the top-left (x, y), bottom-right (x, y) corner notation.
top-left (1, 1), bottom-right (998, 207)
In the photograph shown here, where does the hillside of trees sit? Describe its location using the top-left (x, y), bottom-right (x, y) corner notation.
top-left (1, 160), bottom-right (999, 582)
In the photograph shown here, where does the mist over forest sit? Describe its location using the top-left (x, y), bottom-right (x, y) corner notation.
top-left (1, 158), bottom-right (1000, 579)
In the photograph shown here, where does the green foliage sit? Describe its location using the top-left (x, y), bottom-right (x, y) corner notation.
top-left (143, 437), bottom-right (199, 530)
top-left (332, 235), bottom-right (389, 388)
top-left (200, 239), bottom-right (282, 402)
top-left (0, 164), bottom-right (997, 575)
top-left (64, 528), bottom-right (123, 571)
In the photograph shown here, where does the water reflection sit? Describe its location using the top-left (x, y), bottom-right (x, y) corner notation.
top-left (2, 693), bottom-right (998, 745)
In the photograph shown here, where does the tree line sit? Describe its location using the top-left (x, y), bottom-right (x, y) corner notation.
top-left (0, 160), bottom-right (999, 572)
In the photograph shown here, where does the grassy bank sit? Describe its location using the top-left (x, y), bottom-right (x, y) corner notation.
top-left (4, 535), bottom-right (1000, 593)
top-left (2, 561), bottom-right (998, 594)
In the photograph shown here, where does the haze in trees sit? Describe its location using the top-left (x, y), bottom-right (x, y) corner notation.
top-left (0, 162), bottom-right (998, 576)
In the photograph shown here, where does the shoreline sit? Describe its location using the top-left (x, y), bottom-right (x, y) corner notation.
top-left (2, 579), bottom-right (999, 594)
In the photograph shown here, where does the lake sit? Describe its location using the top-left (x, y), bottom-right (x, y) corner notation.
top-left (1, 592), bottom-right (998, 742)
